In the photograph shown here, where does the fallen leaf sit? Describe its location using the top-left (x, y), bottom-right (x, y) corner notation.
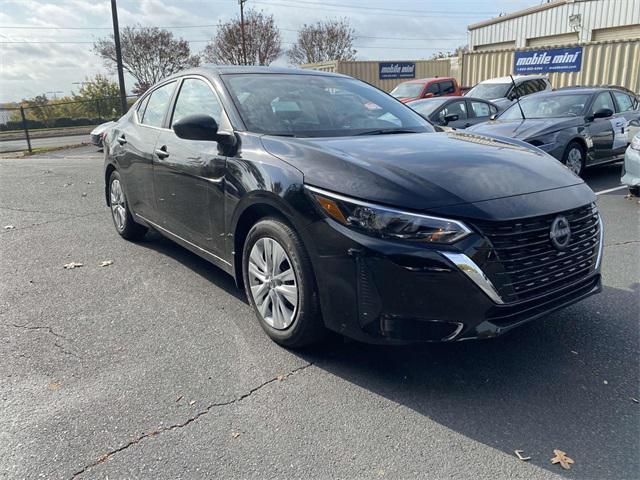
top-left (4, 225), bottom-right (15, 230)
top-left (62, 183), bottom-right (73, 187)
top-left (48, 382), bottom-right (61, 391)
top-left (63, 262), bottom-right (84, 269)
top-left (100, 260), bottom-right (113, 267)
top-left (570, 350), bottom-right (578, 355)
top-left (603, 380), bottom-right (608, 385)
top-left (81, 192), bottom-right (87, 197)
top-left (276, 375), bottom-right (286, 381)
top-left (631, 398), bottom-right (639, 403)
top-left (231, 432), bottom-right (241, 439)
top-left (86, 181), bottom-right (95, 185)
top-left (551, 450), bottom-right (574, 470)
top-left (514, 450), bottom-right (531, 461)
top-left (176, 395), bottom-right (183, 403)
top-left (189, 400), bottom-right (196, 406)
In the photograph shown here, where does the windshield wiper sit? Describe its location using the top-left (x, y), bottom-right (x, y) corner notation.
top-left (354, 128), bottom-right (419, 136)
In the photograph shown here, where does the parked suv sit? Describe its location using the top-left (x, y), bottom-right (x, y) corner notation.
top-left (104, 66), bottom-right (602, 348)
top-left (390, 77), bottom-right (462, 103)
top-left (466, 75), bottom-right (552, 110)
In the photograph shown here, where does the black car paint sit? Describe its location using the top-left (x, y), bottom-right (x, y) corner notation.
top-left (104, 66), bottom-right (601, 345)
top-left (469, 88), bottom-right (640, 168)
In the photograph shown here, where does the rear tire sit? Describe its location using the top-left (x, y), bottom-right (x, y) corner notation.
top-left (562, 141), bottom-right (586, 177)
top-left (629, 185), bottom-right (640, 197)
top-left (242, 217), bottom-right (326, 348)
top-left (108, 170), bottom-right (147, 240)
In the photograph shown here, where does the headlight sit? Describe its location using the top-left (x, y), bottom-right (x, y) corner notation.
top-left (631, 135), bottom-right (640, 151)
top-left (306, 186), bottom-right (472, 244)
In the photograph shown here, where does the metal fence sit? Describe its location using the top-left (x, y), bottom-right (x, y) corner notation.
top-left (0, 95), bottom-right (137, 154)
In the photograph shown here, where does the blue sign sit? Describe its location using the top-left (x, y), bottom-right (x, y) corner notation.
top-left (379, 62), bottom-right (416, 80)
top-left (514, 46), bottom-right (583, 74)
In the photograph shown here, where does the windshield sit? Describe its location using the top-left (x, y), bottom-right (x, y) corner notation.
top-left (500, 94), bottom-right (591, 120)
top-left (390, 83), bottom-right (424, 98)
top-left (223, 74), bottom-right (434, 137)
top-left (409, 98), bottom-right (449, 117)
top-left (467, 83), bottom-right (511, 100)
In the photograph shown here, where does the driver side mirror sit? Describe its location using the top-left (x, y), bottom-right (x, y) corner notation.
top-left (490, 113), bottom-right (499, 121)
top-left (173, 114), bottom-right (236, 146)
top-left (443, 113), bottom-right (459, 125)
top-left (423, 92), bottom-right (434, 99)
top-left (591, 108), bottom-right (614, 120)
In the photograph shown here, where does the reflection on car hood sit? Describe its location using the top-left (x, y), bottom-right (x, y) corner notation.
top-left (261, 131), bottom-right (585, 211)
top-left (468, 117), bottom-right (583, 140)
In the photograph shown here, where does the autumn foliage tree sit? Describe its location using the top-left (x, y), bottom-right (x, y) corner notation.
top-left (94, 26), bottom-right (200, 95)
top-left (202, 9), bottom-right (282, 66)
top-left (287, 19), bottom-right (356, 65)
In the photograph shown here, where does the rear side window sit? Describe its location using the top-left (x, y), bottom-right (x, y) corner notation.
top-left (440, 81), bottom-right (455, 95)
top-left (140, 81), bottom-right (177, 127)
top-left (591, 92), bottom-right (615, 115)
top-left (470, 101), bottom-right (492, 118)
top-left (612, 91), bottom-right (634, 112)
top-left (171, 78), bottom-right (223, 125)
top-left (426, 83), bottom-right (440, 96)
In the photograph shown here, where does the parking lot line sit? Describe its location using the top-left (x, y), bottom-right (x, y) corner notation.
top-left (595, 185), bottom-right (627, 195)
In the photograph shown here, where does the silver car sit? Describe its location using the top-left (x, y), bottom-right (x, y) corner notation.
top-left (621, 132), bottom-right (640, 196)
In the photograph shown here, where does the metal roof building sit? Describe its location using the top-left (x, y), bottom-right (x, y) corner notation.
top-left (468, 0), bottom-right (640, 51)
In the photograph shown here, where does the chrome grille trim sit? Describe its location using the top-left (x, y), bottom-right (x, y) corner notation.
top-left (439, 252), bottom-right (504, 304)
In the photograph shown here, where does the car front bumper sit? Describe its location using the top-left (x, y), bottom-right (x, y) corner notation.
top-left (303, 206), bottom-right (603, 345)
top-left (621, 145), bottom-right (640, 187)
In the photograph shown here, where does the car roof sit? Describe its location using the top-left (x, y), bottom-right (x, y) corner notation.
top-left (400, 77), bottom-right (456, 84)
top-left (556, 86), bottom-right (637, 95)
top-left (480, 75), bottom-right (548, 84)
top-left (173, 64), bottom-right (349, 78)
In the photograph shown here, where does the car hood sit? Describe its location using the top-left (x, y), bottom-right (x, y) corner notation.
top-left (261, 131), bottom-right (584, 211)
top-left (468, 117), bottom-right (583, 140)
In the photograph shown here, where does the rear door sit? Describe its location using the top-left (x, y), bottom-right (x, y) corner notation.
top-left (114, 81), bottom-right (177, 221)
top-left (153, 76), bottom-right (229, 257)
top-left (586, 91), bottom-right (616, 161)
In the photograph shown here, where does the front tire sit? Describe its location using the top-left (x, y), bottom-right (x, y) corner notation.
top-left (108, 170), bottom-right (147, 240)
top-left (629, 185), bottom-right (640, 197)
top-left (563, 141), bottom-right (586, 177)
top-left (242, 217), bottom-right (325, 348)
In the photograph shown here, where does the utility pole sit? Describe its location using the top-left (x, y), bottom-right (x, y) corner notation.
top-left (111, 0), bottom-right (128, 115)
top-left (239, 0), bottom-right (248, 65)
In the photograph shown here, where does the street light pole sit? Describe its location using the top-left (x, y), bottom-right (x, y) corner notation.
top-left (111, 0), bottom-right (128, 115)
top-left (239, 0), bottom-right (248, 65)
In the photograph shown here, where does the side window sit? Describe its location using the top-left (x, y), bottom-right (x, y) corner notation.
top-left (439, 100), bottom-right (467, 122)
top-left (535, 79), bottom-right (547, 92)
top-left (140, 81), bottom-right (177, 127)
top-left (137, 95), bottom-right (150, 121)
top-left (470, 101), bottom-right (492, 118)
top-left (591, 92), bottom-right (615, 115)
top-left (440, 81), bottom-right (455, 95)
top-left (426, 83), bottom-right (440, 96)
top-left (612, 91), bottom-right (633, 112)
top-left (489, 104), bottom-right (498, 115)
top-left (172, 78), bottom-right (223, 126)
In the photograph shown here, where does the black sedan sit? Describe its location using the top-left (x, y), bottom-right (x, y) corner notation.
top-left (104, 66), bottom-right (602, 348)
top-left (408, 96), bottom-right (498, 129)
top-left (468, 87), bottom-right (640, 176)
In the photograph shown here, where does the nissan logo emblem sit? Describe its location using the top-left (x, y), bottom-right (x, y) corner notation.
top-left (550, 216), bottom-right (571, 250)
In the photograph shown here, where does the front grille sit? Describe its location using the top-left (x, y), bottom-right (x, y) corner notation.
top-left (473, 203), bottom-right (601, 303)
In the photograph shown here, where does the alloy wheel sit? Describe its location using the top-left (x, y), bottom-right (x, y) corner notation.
top-left (110, 179), bottom-right (127, 231)
top-left (248, 237), bottom-right (298, 330)
top-left (566, 147), bottom-right (583, 175)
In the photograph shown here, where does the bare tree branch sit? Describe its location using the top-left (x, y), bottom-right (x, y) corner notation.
top-left (202, 9), bottom-right (282, 66)
top-left (287, 19), bottom-right (357, 65)
top-left (93, 26), bottom-right (200, 95)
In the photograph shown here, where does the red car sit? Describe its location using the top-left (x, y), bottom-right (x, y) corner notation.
top-left (390, 77), bottom-right (462, 103)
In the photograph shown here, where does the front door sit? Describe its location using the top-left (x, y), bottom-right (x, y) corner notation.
top-left (153, 77), bottom-right (228, 258)
top-left (586, 91), bottom-right (616, 162)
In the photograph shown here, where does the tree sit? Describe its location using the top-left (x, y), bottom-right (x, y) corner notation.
top-left (201, 9), bottom-right (282, 66)
top-left (73, 74), bottom-right (121, 119)
top-left (94, 26), bottom-right (200, 95)
top-left (287, 19), bottom-right (356, 65)
top-left (429, 45), bottom-right (468, 60)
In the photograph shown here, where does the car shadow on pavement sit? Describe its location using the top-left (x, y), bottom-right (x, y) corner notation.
top-left (133, 233), bottom-right (248, 303)
top-left (299, 284), bottom-right (640, 480)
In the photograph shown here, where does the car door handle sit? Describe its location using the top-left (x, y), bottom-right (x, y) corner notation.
top-left (154, 147), bottom-right (169, 159)
top-left (117, 134), bottom-right (127, 145)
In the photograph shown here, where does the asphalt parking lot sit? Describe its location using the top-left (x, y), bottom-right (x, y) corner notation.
top-left (1, 146), bottom-right (638, 480)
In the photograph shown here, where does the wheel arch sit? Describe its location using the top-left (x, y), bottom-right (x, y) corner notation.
top-left (104, 162), bottom-right (117, 206)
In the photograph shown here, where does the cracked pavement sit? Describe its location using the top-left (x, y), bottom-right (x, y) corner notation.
top-left (0, 147), bottom-right (638, 479)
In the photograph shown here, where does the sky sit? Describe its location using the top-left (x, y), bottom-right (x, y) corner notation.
top-left (0, 0), bottom-right (537, 102)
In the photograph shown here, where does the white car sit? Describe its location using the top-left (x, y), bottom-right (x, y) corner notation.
top-left (465, 75), bottom-right (552, 111)
top-left (621, 132), bottom-right (640, 196)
